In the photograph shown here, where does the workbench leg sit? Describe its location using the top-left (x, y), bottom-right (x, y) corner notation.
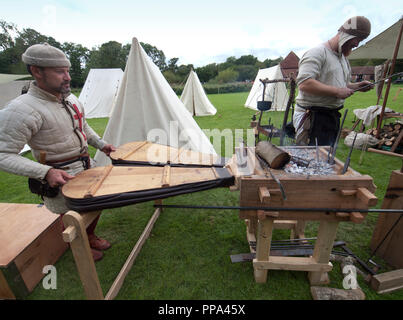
top-left (308, 220), bottom-right (339, 285)
top-left (248, 217), bottom-right (258, 236)
top-left (63, 211), bottom-right (104, 300)
top-left (254, 218), bottom-right (274, 283)
top-left (291, 220), bottom-right (306, 240)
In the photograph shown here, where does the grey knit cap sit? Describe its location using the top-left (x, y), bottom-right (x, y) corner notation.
top-left (22, 43), bottom-right (71, 67)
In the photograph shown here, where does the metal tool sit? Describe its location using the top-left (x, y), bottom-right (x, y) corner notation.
top-left (231, 241), bottom-right (346, 262)
top-left (329, 109), bottom-right (348, 165)
top-left (340, 244), bottom-right (377, 276)
top-left (342, 131), bottom-right (358, 174)
top-left (352, 71), bottom-right (403, 92)
top-left (255, 153), bottom-right (287, 200)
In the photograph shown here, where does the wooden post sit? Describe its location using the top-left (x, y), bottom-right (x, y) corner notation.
top-left (308, 220), bottom-right (339, 285)
top-left (62, 211), bottom-right (104, 300)
top-left (376, 18), bottom-right (403, 139)
top-left (370, 170), bottom-right (403, 268)
top-left (253, 217), bottom-right (274, 283)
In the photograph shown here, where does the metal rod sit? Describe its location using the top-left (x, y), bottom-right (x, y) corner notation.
top-left (352, 71), bottom-right (403, 92)
top-left (153, 204), bottom-right (403, 214)
top-left (342, 131), bottom-right (357, 174)
top-left (329, 109), bottom-right (348, 164)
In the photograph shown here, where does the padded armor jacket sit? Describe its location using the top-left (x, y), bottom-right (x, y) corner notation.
top-left (0, 82), bottom-right (106, 180)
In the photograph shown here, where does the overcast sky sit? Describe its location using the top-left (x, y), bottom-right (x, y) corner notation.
top-left (2, 0), bottom-right (402, 67)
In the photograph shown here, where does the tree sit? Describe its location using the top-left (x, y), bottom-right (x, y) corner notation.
top-left (140, 42), bottom-right (167, 71)
top-left (62, 42), bottom-right (89, 87)
top-left (214, 68), bottom-right (239, 83)
top-left (235, 55), bottom-right (258, 66)
top-left (234, 64), bottom-right (258, 81)
top-left (195, 63), bottom-right (218, 83)
top-left (0, 20), bottom-right (16, 51)
top-left (86, 41), bottom-right (127, 70)
top-left (167, 57), bottom-right (179, 72)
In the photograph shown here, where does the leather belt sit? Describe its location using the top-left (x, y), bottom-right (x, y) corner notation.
top-left (46, 152), bottom-right (90, 169)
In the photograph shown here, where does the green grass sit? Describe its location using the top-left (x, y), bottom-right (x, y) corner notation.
top-left (1, 85), bottom-right (403, 300)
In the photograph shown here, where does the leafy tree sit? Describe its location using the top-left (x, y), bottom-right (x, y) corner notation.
top-left (0, 20), bottom-right (16, 51)
top-left (195, 63), bottom-right (218, 83)
top-left (62, 42), bottom-right (89, 87)
top-left (167, 57), bottom-right (179, 72)
top-left (214, 68), bottom-right (239, 83)
top-left (235, 55), bottom-right (258, 66)
top-left (234, 64), bottom-right (258, 81)
top-left (140, 42), bottom-right (167, 71)
top-left (86, 41), bottom-right (127, 71)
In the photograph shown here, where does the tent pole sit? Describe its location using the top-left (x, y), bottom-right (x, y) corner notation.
top-left (376, 17), bottom-right (403, 139)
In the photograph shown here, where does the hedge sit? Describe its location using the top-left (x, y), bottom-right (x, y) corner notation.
top-left (171, 82), bottom-right (253, 95)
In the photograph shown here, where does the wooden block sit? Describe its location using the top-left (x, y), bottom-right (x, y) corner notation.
top-left (370, 269), bottom-right (403, 294)
top-left (356, 187), bottom-right (378, 207)
top-left (62, 225), bottom-right (77, 243)
top-left (253, 256), bottom-right (333, 272)
top-left (273, 220), bottom-right (297, 229)
top-left (257, 210), bottom-right (279, 219)
top-left (258, 187), bottom-right (271, 203)
top-left (340, 189), bottom-right (357, 196)
top-left (350, 212), bottom-right (365, 224)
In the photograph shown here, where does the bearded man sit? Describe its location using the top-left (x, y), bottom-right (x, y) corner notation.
top-left (0, 43), bottom-right (116, 261)
top-left (293, 16), bottom-right (374, 146)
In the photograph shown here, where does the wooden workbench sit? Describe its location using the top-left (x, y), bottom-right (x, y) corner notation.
top-left (230, 146), bottom-right (378, 285)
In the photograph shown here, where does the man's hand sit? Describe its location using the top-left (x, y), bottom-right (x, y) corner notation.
top-left (101, 144), bottom-right (116, 156)
top-left (45, 168), bottom-right (75, 188)
top-left (356, 80), bottom-right (374, 92)
top-left (336, 87), bottom-right (354, 99)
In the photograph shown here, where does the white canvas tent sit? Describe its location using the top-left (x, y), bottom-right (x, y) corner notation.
top-left (180, 70), bottom-right (217, 116)
top-left (79, 68), bottom-right (123, 118)
top-left (0, 80), bottom-right (31, 109)
top-left (94, 37), bottom-right (216, 166)
top-left (349, 18), bottom-right (403, 60)
top-left (0, 80), bottom-right (32, 154)
top-left (244, 65), bottom-right (289, 111)
top-left (0, 73), bottom-right (29, 84)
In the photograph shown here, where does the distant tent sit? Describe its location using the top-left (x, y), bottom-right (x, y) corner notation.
top-left (0, 79), bottom-right (32, 154)
top-left (0, 80), bottom-right (31, 109)
top-left (349, 18), bottom-right (403, 60)
top-left (94, 37), bottom-right (216, 166)
top-left (180, 70), bottom-right (217, 116)
top-left (79, 68), bottom-right (123, 118)
top-left (244, 65), bottom-right (289, 111)
top-left (0, 73), bottom-right (29, 84)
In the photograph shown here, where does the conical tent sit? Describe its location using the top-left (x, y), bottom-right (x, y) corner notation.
top-left (79, 68), bottom-right (123, 118)
top-left (180, 70), bottom-right (217, 116)
top-left (244, 65), bottom-right (289, 111)
top-left (94, 37), bottom-right (216, 166)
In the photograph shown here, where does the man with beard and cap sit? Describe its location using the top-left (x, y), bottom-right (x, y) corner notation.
top-left (293, 16), bottom-right (374, 146)
top-left (0, 43), bottom-right (116, 261)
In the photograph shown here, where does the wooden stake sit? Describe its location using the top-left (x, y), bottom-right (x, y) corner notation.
top-left (376, 18), bottom-right (403, 139)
